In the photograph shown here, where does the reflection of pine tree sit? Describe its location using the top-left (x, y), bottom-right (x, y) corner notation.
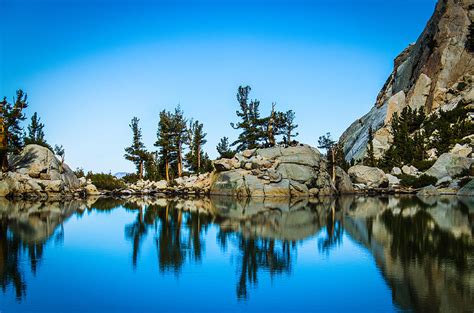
top-left (124, 204), bottom-right (148, 269)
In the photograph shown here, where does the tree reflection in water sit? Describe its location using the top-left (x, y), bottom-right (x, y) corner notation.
top-left (0, 195), bottom-right (472, 311)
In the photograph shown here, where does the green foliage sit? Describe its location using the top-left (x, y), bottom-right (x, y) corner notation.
top-left (423, 102), bottom-right (474, 155)
top-left (124, 117), bottom-right (147, 178)
top-left (24, 112), bottom-right (51, 149)
top-left (379, 107), bottom-right (427, 171)
top-left (317, 132), bottom-right (349, 172)
top-left (216, 136), bottom-right (235, 159)
top-left (74, 167), bottom-right (85, 178)
top-left (185, 119), bottom-right (208, 173)
top-left (87, 172), bottom-right (126, 191)
top-left (411, 159), bottom-right (435, 171)
top-left (399, 174), bottom-right (437, 188)
top-left (231, 86), bottom-right (266, 151)
top-left (122, 173), bottom-right (140, 184)
top-left (363, 126), bottom-right (376, 167)
top-left (144, 151), bottom-right (161, 181)
top-left (230, 85), bottom-right (299, 151)
top-left (2, 90), bottom-right (28, 152)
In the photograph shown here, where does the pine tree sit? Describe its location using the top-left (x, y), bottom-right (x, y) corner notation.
top-left (282, 110), bottom-right (299, 144)
top-left (155, 110), bottom-right (175, 181)
top-left (54, 144), bottom-right (65, 174)
top-left (216, 137), bottom-right (235, 159)
top-left (0, 90), bottom-right (28, 171)
top-left (318, 132), bottom-right (337, 182)
top-left (171, 106), bottom-right (187, 177)
top-left (363, 126), bottom-right (376, 167)
top-left (185, 119), bottom-right (208, 173)
top-left (231, 86), bottom-right (266, 151)
top-left (24, 112), bottom-right (50, 148)
top-left (124, 117), bottom-right (147, 179)
top-left (144, 151), bottom-right (160, 181)
top-left (4, 90), bottom-right (28, 152)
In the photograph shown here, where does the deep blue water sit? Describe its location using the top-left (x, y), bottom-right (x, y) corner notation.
top-left (1, 196), bottom-right (472, 312)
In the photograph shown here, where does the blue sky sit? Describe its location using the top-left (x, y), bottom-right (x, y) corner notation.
top-left (1, 0), bottom-right (437, 173)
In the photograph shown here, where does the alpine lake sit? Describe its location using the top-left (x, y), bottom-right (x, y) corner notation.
top-left (0, 195), bottom-right (472, 313)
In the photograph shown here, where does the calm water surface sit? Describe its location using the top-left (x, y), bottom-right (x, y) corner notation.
top-left (0, 196), bottom-right (472, 312)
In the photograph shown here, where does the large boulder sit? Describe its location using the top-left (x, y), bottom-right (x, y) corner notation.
top-left (424, 153), bottom-right (474, 179)
top-left (11, 144), bottom-right (81, 190)
top-left (416, 185), bottom-right (439, 197)
top-left (210, 144), bottom-right (336, 197)
top-left (335, 167), bottom-right (354, 194)
top-left (348, 165), bottom-right (388, 188)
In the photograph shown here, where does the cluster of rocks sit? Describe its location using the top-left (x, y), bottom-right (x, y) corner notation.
top-left (210, 144), bottom-right (339, 197)
top-left (346, 152), bottom-right (474, 196)
top-left (116, 173), bottom-right (212, 196)
top-left (0, 145), bottom-right (99, 200)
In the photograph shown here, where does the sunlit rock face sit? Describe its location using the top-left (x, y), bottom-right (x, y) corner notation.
top-left (345, 196), bottom-right (474, 313)
top-left (1, 144), bottom-right (89, 198)
top-left (340, 0), bottom-right (474, 161)
top-left (210, 145), bottom-right (337, 198)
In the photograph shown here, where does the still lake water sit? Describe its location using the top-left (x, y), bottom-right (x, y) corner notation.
top-left (0, 196), bottom-right (472, 313)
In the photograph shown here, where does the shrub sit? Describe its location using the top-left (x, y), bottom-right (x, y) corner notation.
top-left (399, 174), bottom-right (437, 188)
top-left (412, 160), bottom-right (435, 171)
top-left (122, 173), bottom-right (139, 184)
top-left (87, 173), bottom-right (126, 191)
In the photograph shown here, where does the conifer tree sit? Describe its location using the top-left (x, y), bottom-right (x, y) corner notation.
top-left (0, 90), bottom-right (28, 171)
top-left (171, 106), bottom-right (187, 177)
top-left (363, 126), bottom-right (376, 167)
top-left (54, 144), bottom-right (65, 174)
top-left (282, 110), bottom-right (299, 144)
top-left (144, 151), bottom-right (160, 181)
top-left (185, 119), bottom-right (208, 173)
top-left (124, 117), bottom-right (147, 179)
top-left (231, 86), bottom-right (266, 151)
top-left (216, 137), bottom-right (235, 159)
top-left (24, 112), bottom-right (50, 148)
top-left (155, 110), bottom-right (175, 181)
top-left (318, 132), bottom-right (337, 182)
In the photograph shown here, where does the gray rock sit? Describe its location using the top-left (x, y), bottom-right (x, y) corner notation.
top-left (425, 153), bottom-right (474, 179)
top-left (335, 167), bottom-right (354, 194)
top-left (391, 167), bottom-right (402, 175)
top-left (348, 165), bottom-right (388, 188)
top-left (386, 174), bottom-right (400, 186)
top-left (417, 185), bottom-right (439, 197)
top-left (402, 165), bottom-right (419, 176)
top-left (210, 145), bottom-right (335, 197)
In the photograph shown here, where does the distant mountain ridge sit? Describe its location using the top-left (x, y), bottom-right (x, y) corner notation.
top-left (340, 0), bottom-right (473, 162)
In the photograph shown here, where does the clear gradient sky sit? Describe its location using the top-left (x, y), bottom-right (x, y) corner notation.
top-left (1, 0), bottom-right (437, 173)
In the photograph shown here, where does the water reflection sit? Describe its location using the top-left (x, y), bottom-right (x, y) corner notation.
top-left (0, 195), bottom-right (472, 312)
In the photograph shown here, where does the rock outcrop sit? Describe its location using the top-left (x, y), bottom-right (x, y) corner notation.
top-left (347, 165), bottom-right (388, 188)
top-left (210, 144), bottom-right (336, 197)
top-left (340, 0), bottom-right (474, 161)
top-left (424, 153), bottom-right (474, 179)
top-left (0, 144), bottom-right (92, 199)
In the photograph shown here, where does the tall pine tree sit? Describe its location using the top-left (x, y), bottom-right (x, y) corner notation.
top-left (155, 110), bottom-right (175, 181)
top-left (124, 117), bottom-right (147, 179)
top-left (363, 126), bottom-right (376, 167)
top-left (24, 112), bottom-right (50, 149)
top-left (185, 119), bottom-right (208, 173)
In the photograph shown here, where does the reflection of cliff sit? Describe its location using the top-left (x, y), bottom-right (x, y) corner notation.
top-left (344, 196), bottom-right (473, 313)
top-left (0, 199), bottom-right (88, 300)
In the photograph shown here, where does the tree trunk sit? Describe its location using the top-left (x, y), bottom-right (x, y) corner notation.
top-left (165, 157), bottom-right (170, 181)
top-left (139, 160), bottom-right (143, 179)
top-left (331, 149), bottom-right (336, 183)
top-left (197, 145), bottom-right (201, 173)
top-left (177, 144), bottom-right (183, 177)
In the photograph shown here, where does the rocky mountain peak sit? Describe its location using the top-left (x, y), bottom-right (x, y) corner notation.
top-left (340, 0), bottom-right (473, 162)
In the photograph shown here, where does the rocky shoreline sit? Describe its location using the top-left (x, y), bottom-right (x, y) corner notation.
top-left (1, 144), bottom-right (474, 200)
